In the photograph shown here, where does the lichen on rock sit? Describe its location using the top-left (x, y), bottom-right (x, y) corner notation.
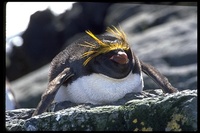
top-left (5, 89), bottom-right (197, 131)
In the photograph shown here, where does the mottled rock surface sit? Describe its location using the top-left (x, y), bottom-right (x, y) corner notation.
top-left (105, 3), bottom-right (197, 91)
top-left (6, 89), bottom-right (197, 131)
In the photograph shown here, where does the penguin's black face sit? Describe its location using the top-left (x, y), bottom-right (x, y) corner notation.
top-left (79, 26), bottom-right (135, 79)
top-left (91, 48), bottom-right (133, 79)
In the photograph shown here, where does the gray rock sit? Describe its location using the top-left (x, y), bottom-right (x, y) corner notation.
top-left (115, 4), bottom-right (197, 90)
top-left (10, 64), bottom-right (49, 108)
top-left (6, 89), bottom-right (197, 131)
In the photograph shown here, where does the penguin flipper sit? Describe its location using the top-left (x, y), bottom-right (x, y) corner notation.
top-left (32, 68), bottom-right (74, 116)
top-left (140, 60), bottom-right (178, 93)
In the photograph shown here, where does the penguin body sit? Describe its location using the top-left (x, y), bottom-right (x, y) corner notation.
top-left (32, 26), bottom-right (177, 116)
top-left (6, 79), bottom-right (19, 110)
top-left (55, 72), bottom-right (143, 104)
top-left (6, 87), bottom-right (15, 110)
top-left (50, 32), bottom-right (144, 104)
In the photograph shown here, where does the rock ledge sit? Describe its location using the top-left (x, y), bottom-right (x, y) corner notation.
top-left (6, 89), bottom-right (197, 131)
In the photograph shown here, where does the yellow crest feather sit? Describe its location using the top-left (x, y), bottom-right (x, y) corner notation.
top-left (80, 26), bottom-right (129, 66)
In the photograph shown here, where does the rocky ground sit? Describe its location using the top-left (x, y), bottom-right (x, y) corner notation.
top-left (6, 89), bottom-right (197, 131)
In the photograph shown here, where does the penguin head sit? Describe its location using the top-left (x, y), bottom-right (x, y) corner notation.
top-left (80, 26), bottom-right (134, 79)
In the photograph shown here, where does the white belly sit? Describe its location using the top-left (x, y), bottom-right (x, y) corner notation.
top-left (6, 88), bottom-right (15, 110)
top-left (55, 72), bottom-right (144, 105)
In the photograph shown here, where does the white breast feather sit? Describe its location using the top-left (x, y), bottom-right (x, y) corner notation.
top-left (55, 72), bottom-right (143, 104)
top-left (6, 88), bottom-right (15, 110)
